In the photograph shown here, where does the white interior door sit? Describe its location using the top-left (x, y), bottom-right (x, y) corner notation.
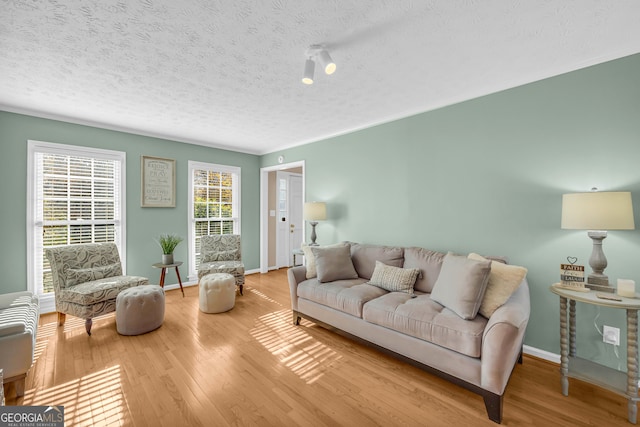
top-left (276, 172), bottom-right (303, 268)
top-left (289, 175), bottom-right (303, 264)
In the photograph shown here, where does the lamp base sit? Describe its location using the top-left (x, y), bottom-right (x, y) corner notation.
top-left (585, 281), bottom-right (614, 293)
top-left (585, 231), bottom-right (613, 292)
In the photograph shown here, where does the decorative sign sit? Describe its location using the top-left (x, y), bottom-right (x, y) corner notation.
top-left (141, 156), bottom-right (176, 207)
top-left (560, 256), bottom-right (585, 290)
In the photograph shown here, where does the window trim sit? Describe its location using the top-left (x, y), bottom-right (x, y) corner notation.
top-left (187, 160), bottom-right (241, 280)
top-left (26, 140), bottom-right (127, 306)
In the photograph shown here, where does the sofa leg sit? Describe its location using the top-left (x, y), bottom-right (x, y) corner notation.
top-left (483, 393), bottom-right (503, 424)
top-left (85, 318), bottom-right (92, 336)
top-left (292, 311), bottom-right (301, 326)
top-left (239, 284), bottom-right (243, 295)
top-left (518, 347), bottom-right (524, 364)
top-left (57, 312), bottom-right (66, 326)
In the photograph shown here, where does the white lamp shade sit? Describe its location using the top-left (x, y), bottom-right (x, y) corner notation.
top-left (304, 202), bottom-right (326, 221)
top-left (561, 191), bottom-right (635, 230)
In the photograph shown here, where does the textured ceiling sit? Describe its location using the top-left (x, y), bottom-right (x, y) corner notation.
top-left (2, 1), bottom-right (640, 155)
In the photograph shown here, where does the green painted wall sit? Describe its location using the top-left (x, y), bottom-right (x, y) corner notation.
top-left (3, 53), bottom-right (640, 369)
top-left (0, 112), bottom-right (260, 293)
top-left (262, 53), bottom-right (640, 368)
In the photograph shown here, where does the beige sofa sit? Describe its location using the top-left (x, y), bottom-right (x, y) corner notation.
top-left (0, 291), bottom-right (39, 397)
top-left (288, 243), bottom-right (530, 424)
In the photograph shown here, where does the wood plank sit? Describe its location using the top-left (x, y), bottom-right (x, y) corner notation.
top-left (3, 269), bottom-right (632, 425)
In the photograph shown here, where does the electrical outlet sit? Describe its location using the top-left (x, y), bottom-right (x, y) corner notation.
top-left (603, 325), bottom-right (620, 345)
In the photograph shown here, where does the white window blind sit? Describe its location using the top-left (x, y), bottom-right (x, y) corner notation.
top-left (188, 161), bottom-right (241, 279)
top-left (27, 141), bottom-right (125, 297)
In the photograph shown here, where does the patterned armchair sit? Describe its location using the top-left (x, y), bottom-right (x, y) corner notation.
top-left (198, 234), bottom-right (245, 295)
top-left (45, 243), bottom-right (148, 335)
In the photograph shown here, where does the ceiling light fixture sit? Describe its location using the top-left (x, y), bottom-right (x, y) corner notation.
top-left (302, 58), bottom-right (315, 85)
top-left (301, 44), bottom-right (336, 85)
top-left (318, 50), bottom-right (336, 75)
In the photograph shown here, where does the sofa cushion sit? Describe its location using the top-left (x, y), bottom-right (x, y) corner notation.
top-left (66, 263), bottom-right (123, 287)
top-left (468, 253), bottom-right (528, 318)
top-left (362, 293), bottom-right (487, 358)
top-left (368, 261), bottom-right (420, 294)
top-left (297, 278), bottom-right (385, 317)
top-left (311, 245), bottom-right (359, 283)
top-left (350, 244), bottom-right (404, 280)
top-left (430, 253), bottom-right (491, 320)
top-left (402, 247), bottom-right (446, 293)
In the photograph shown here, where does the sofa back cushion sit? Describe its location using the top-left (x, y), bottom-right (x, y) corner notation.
top-left (350, 244), bottom-right (404, 280)
top-left (403, 247), bottom-right (446, 293)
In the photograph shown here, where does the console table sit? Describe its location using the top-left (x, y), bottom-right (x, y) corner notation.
top-left (153, 261), bottom-right (184, 297)
top-left (550, 284), bottom-right (640, 423)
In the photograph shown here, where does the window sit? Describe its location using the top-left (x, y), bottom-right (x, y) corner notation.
top-left (27, 141), bottom-right (125, 301)
top-left (188, 161), bottom-right (241, 279)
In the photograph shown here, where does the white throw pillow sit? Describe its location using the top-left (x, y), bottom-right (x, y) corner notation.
top-left (368, 261), bottom-right (420, 294)
top-left (468, 253), bottom-right (528, 318)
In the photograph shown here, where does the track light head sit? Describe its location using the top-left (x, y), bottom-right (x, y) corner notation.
top-left (318, 50), bottom-right (336, 75)
top-left (302, 58), bottom-right (315, 85)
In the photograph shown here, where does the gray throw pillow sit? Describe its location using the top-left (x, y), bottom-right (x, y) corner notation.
top-left (430, 253), bottom-right (492, 320)
top-left (311, 245), bottom-right (358, 283)
top-left (368, 261), bottom-right (420, 294)
top-left (302, 242), bottom-right (349, 279)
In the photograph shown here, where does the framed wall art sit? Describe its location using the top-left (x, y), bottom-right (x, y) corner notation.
top-left (141, 156), bottom-right (176, 207)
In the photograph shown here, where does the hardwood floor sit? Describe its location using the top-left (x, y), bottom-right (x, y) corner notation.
top-left (4, 269), bottom-right (631, 426)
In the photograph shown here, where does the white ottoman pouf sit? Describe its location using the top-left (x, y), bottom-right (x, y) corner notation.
top-left (116, 285), bottom-right (165, 335)
top-left (199, 273), bottom-right (236, 313)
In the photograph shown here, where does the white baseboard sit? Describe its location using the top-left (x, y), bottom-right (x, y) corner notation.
top-left (523, 345), bottom-right (560, 364)
top-left (245, 268), bottom-right (261, 275)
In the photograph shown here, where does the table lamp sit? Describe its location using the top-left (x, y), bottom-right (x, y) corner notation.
top-left (304, 202), bottom-right (326, 246)
top-left (561, 191), bottom-right (635, 292)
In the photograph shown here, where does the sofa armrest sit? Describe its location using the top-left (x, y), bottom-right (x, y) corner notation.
top-left (0, 322), bottom-right (26, 337)
top-left (480, 278), bottom-right (531, 394)
top-left (0, 291), bottom-right (36, 309)
top-left (288, 266), bottom-right (307, 312)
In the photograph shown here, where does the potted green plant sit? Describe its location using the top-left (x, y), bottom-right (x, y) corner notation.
top-left (157, 233), bottom-right (183, 265)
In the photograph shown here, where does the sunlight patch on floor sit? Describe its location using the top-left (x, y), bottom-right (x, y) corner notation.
top-left (22, 365), bottom-right (125, 426)
top-left (250, 309), bottom-right (341, 384)
top-left (247, 287), bottom-right (283, 307)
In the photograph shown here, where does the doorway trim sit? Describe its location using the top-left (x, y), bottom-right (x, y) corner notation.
top-left (259, 160), bottom-right (305, 273)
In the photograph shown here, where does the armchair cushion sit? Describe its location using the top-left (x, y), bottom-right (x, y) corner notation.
top-left (57, 276), bottom-right (150, 306)
top-left (201, 249), bottom-right (239, 263)
top-left (66, 263), bottom-right (123, 286)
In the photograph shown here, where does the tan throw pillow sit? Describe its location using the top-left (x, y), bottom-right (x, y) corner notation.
top-left (302, 242), bottom-right (348, 279)
top-left (368, 261), bottom-right (420, 294)
top-left (430, 253), bottom-right (492, 320)
top-left (468, 253), bottom-right (528, 318)
top-left (310, 245), bottom-right (358, 283)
